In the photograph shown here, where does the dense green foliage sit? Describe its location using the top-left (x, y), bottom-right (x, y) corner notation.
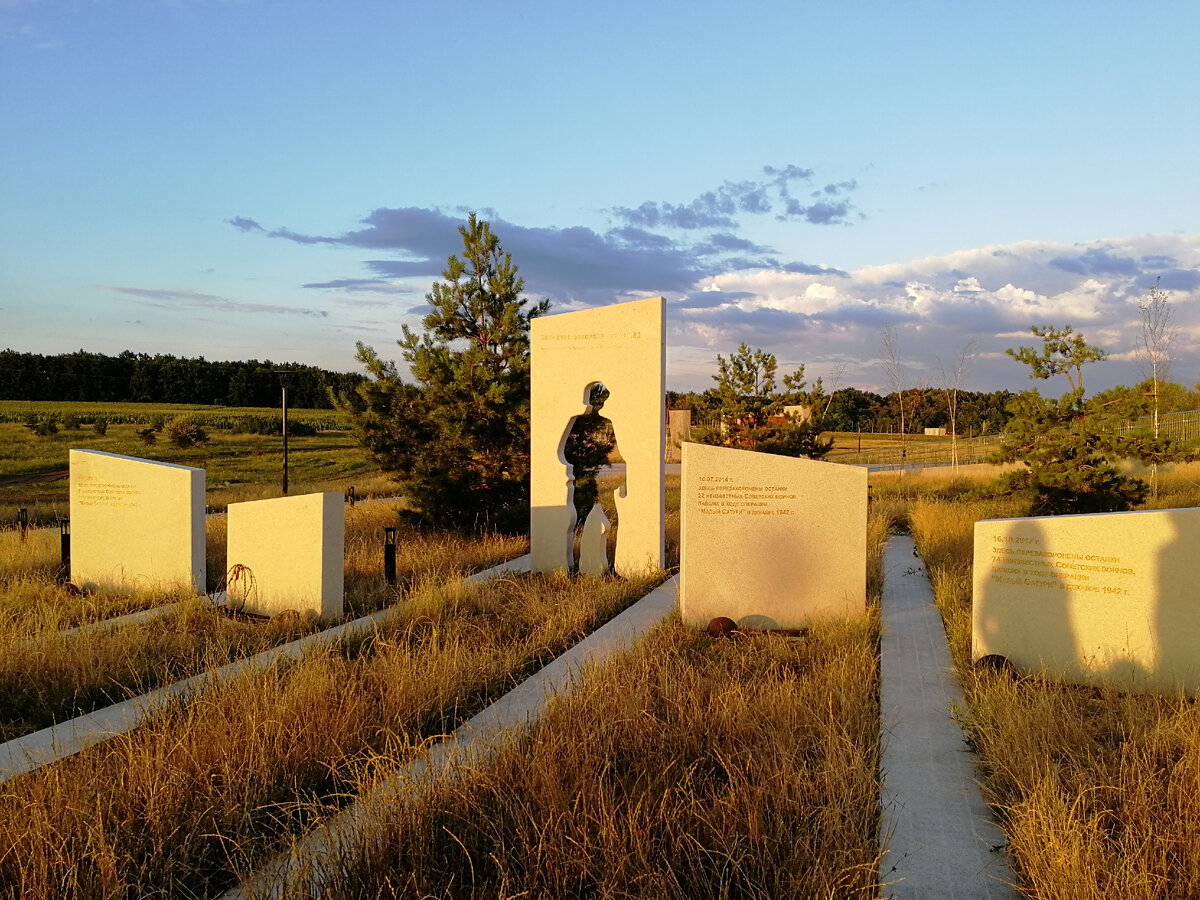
top-left (337, 214), bottom-right (552, 532)
top-left (0, 350), bottom-right (362, 408)
top-left (691, 343), bottom-right (831, 457)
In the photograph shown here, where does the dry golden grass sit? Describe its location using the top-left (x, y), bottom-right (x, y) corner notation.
top-left (904, 477), bottom-right (1200, 898)
top-left (271, 507), bottom-right (891, 899)
top-left (0, 505), bottom-right (525, 741)
top-left (313, 616), bottom-right (882, 900)
top-left (0, 570), bottom-right (662, 899)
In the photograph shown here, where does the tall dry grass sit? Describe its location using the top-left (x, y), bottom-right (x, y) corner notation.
top-left (907, 479), bottom-right (1200, 898)
top-left (289, 617), bottom-right (882, 900)
top-left (0, 505), bottom-right (525, 741)
top-left (270, 506), bottom-right (891, 898)
top-left (0, 570), bottom-right (661, 899)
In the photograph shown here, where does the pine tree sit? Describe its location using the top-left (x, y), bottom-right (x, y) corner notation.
top-left (693, 343), bottom-right (830, 458)
top-left (992, 325), bottom-right (1189, 514)
top-left (338, 214), bottom-right (550, 531)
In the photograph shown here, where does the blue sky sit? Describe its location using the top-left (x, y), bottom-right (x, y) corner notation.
top-left (3, 0), bottom-right (1199, 395)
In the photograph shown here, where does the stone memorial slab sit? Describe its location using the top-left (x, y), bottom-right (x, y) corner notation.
top-left (530, 296), bottom-right (665, 576)
top-left (69, 449), bottom-right (204, 593)
top-left (226, 492), bottom-right (344, 621)
top-left (679, 442), bottom-right (867, 629)
top-left (974, 508), bottom-right (1200, 694)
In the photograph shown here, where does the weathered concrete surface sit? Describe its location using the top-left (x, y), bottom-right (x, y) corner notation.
top-left (880, 535), bottom-right (1019, 899)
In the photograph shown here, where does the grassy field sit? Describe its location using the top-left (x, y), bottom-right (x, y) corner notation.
top-left (899, 463), bottom-right (1200, 898)
top-left (295, 508), bottom-right (890, 899)
top-left (0, 409), bottom-right (389, 525)
top-left (0, 569), bottom-right (664, 898)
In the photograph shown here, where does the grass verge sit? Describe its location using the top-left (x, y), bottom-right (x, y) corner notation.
top-left (907, 473), bottom-right (1200, 898)
top-left (0, 504), bottom-right (525, 741)
top-left (0, 569), bottom-right (662, 899)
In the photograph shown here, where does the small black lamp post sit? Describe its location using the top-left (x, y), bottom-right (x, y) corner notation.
top-left (383, 527), bottom-right (397, 584)
top-left (17, 508), bottom-right (28, 542)
top-left (58, 517), bottom-right (71, 584)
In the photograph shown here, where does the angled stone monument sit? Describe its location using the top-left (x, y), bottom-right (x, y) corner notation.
top-left (69, 449), bottom-right (205, 593)
top-left (226, 492), bottom-right (344, 621)
top-left (974, 508), bottom-right (1200, 695)
top-left (530, 296), bottom-right (665, 576)
top-left (679, 442), bottom-right (867, 629)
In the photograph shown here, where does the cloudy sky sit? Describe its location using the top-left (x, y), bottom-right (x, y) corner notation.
top-left (3, 0), bottom-right (1199, 395)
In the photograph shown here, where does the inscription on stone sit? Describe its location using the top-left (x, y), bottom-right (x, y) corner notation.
top-left (680, 443), bottom-right (867, 630)
top-left (695, 476), bottom-right (798, 516)
top-left (75, 482), bottom-right (144, 508)
top-left (986, 535), bottom-right (1134, 596)
top-left (973, 508), bottom-right (1200, 695)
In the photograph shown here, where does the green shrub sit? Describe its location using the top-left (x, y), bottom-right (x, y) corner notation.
top-left (166, 417), bottom-right (209, 448)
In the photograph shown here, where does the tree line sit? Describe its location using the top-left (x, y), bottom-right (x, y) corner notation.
top-left (669, 383), bottom-right (1021, 437)
top-left (0, 349), bottom-right (365, 409)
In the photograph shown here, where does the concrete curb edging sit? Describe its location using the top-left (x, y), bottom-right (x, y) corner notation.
top-left (219, 574), bottom-right (679, 900)
top-left (0, 554), bottom-right (532, 784)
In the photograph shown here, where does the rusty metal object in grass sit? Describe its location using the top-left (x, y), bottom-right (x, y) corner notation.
top-left (224, 563), bottom-right (257, 614)
top-left (706, 616), bottom-right (738, 637)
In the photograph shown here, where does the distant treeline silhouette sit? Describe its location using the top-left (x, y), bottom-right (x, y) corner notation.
top-left (0, 349), bottom-right (365, 409)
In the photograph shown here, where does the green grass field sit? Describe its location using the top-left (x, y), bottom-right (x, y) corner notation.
top-left (0, 402), bottom-right (388, 525)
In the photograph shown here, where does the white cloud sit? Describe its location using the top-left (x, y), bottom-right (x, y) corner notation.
top-left (668, 234), bottom-right (1200, 393)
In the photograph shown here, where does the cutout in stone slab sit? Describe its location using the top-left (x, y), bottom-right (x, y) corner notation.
top-left (578, 503), bottom-right (612, 575)
top-left (68, 449), bottom-right (205, 593)
top-left (530, 297), bottom-right (665, 576)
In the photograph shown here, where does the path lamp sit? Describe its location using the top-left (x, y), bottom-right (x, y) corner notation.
top-left (383, 527), bottom-right (397, 584)
top-left (16, 508), bottom-right (27, 542)
top-left (58, 517), bottom-right (70, 584)
top-left (272, 369), bottom-right (292, 494)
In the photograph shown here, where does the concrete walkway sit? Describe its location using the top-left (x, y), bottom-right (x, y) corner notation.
top-left (880, 535), bottom-right (1020, 899)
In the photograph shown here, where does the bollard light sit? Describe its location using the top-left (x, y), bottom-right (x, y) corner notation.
top-left (347, 485), bottom-right (356, 508)
top-left (17, 508), bottom-right (28, 542)
top-left (58, 517), bottom-right (71, 584)
top-left (383, 526), bottom-right (397, 585)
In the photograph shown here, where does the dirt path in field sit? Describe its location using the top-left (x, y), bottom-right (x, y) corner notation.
top-left (0, 469), bottom-right (69, 488)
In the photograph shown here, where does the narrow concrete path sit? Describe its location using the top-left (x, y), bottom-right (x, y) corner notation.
top-left (880, 535), bottom-right (1020, 900)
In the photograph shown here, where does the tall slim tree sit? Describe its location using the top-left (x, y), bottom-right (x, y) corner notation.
top-left (938, 336), bottom-right (977, 473)
top-left (880, 326), bottom-right (908, 481)
top-left (337, 213), bottom-right (550, 531)
top-left (1138, 277), bottom-right (1176, 498)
